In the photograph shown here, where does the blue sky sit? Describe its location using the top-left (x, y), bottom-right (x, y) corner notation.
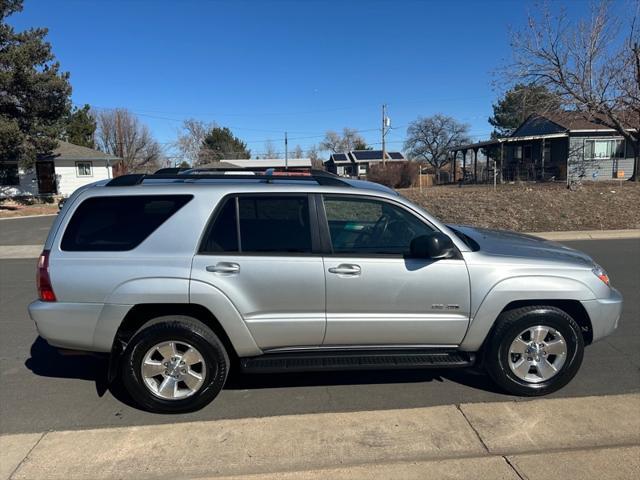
top-left (8, 0), bottom-right (630, 160)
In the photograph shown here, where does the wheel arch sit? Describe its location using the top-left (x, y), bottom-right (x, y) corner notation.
top-left (460, 275), bottom-right (595, 351)
top-left (107, 302), bottom-right (258, 382)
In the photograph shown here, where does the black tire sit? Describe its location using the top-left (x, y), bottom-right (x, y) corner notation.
top-left (484, 306), bottom-right (584, 396)
top-left (121, 315), bottom-right (229, 413)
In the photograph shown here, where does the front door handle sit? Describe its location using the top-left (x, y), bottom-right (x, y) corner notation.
top-left (206, 262), bottom-right (240, 274)
top-left (328, 264), bottom-right (361, 276)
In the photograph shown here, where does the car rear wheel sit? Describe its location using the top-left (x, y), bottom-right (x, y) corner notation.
top-left (121, 315), bottom-right (229, 413)
top-left (485, 306), bottom-right (584, 396)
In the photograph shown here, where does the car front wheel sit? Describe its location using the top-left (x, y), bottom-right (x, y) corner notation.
top-left (485, 305), bottom-right (584, 396)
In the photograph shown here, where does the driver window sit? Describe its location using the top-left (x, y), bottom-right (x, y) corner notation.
top-left (323, 195), bottom-right (433, 255)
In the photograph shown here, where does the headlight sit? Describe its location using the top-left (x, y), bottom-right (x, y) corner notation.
top-left (592, 265), bottom-right (610, 286)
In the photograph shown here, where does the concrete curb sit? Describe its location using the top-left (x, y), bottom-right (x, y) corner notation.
top-left (0, 214), bottom-right (57, 221)
top-left (2, 393), bottom-right (638, 480)
top-left (527, 229), bottom-right (640, 241)
top-left (0, 245), bottom-right (42, 260)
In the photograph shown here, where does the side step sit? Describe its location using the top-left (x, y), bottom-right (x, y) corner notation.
top-left (240, 349), bottom-right (475, 374)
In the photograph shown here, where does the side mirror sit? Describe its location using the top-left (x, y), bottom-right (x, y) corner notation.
top-left (410, 232), bottom-right (455, 259)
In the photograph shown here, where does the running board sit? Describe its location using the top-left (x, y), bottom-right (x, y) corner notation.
top-left (240, 349), bottom-right (475, 373)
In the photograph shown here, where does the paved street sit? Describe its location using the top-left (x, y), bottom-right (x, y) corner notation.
top-left (0, 215), bottom-right (54, 246)
top-left (0, 216), bottom-right (638, 435)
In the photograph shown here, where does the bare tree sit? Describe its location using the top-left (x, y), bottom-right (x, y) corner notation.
top-left (306, 144), bottom-right (324, 168)
top-left (404, 114), bottom-right (471, 180)
top-left (292, 144), bottom-right (304, 158)
top-left (506, 1), bottom-right (640, 180)
top-left (95, 108), bottom-right (162, 174)
top-left (320, 127), bottom-right (367, 153)
top-left (263, 139), bottom-right (280, 158)
top-left (175, 119), bottom-right (214, 166)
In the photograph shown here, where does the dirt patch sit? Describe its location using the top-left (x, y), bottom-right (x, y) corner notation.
top-left (0, 202), bottom-right (58, 218)
top-left (401, 181), bottom-right (640, 232)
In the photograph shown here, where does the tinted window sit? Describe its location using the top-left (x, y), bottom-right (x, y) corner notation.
top-left (323, 196), bottom-right (432, 255)
top-left (201, 197), bottom-right (239, 252)
top-left (239, 196), bottom-right (311, 253)
top-left (61, 195), bottom-right (192, 251)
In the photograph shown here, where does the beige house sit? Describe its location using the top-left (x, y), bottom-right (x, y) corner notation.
top-left (0, 141), bottom-right (121, 198)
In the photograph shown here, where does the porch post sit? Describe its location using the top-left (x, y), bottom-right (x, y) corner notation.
top-left (462, 149), bottom-right (467, 183)
top-left (473, 148), bottom-right (478, 183)
top-left (451, 151), bottom-right (457, 183)
top-left (500, 142), bottom-right (504, 183)
top-left (541, 138), bottom-right (545, 181)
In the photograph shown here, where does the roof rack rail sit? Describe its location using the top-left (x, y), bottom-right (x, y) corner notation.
top-left (105, 169), bottom-right (352, 188)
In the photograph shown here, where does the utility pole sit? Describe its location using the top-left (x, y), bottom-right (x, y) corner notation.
top-left (284, 131), bottom-right (288, 170)
top-left (382, 104), bottom-right (390, 165)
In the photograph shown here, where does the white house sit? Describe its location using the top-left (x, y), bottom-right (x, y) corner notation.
top-left (0, 141), bottom-right (121, 198)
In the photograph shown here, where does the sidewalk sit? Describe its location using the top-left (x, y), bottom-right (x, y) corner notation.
top-left (2, 393), bottom-right (639, 480)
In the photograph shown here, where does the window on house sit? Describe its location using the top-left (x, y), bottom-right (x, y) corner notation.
top-left (0, 163), bottom-right (19, 186)
top-left (585, 139), bottom-right (625, 160)
top-left (76, 162), bottom-right (93, 176)
top-left (543, 144), bottom-right (551, 164)
top-left (513, 146), bottom-right (523, 160)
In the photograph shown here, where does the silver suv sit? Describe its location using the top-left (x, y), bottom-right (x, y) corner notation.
top-left (29, 170), bottom-right (623, 412)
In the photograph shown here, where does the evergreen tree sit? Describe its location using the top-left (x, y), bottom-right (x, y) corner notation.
top-left (489, 84), bottom-right (561, 137)
top-left (200, 127), bottom-right (250, 163)
top-left (63, 104), bottom-right (96, 148)
top-left (0, 0), bottom-right (72, 166)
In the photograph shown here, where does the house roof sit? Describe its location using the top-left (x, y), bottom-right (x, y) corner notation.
top-left (329, 153), bottom-right (350, 163)
top-left (223, 158), bottom-right (312, 168)
top-left (540, 112), bottom-right (617, 131)
top-left (450, 111), bottom-right (634, 153)
top-left (42, 141), bottom-right (121, 162)
top-left (327, 150), bottom-right (405, 163)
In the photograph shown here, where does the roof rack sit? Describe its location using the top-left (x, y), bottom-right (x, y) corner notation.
top-left (105, 169), bottom-right (352, 188)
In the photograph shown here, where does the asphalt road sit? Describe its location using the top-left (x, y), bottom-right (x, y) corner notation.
top-left (0, 215), bottom-right (55, 246)
top-left (0, 216), bottom-right (638, 435)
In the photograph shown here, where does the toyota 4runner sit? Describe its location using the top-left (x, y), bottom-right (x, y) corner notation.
top-left (29, 169), bottom-right (623, 412)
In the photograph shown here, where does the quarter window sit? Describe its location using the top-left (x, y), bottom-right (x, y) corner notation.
top-left (323, 196), bottom-right (433, 255)
top-left (61, 195), bottom-right (193, 251)
top-left (76, 162), bottom-right (93, 176)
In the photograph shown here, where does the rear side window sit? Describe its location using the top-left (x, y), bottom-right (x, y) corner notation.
top-left (200, 195), bottom-right (312, 254)
top-left (201, 197), bottom-right (239, 252)
top-left (61, 195), bottom-right (193, 251)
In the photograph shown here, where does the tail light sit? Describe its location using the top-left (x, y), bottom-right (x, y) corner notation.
top-left (37, 250), bottom-right (56, 302)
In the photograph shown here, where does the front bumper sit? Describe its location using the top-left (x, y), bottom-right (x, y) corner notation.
top-left (581, 287), bottom-right (623, 343)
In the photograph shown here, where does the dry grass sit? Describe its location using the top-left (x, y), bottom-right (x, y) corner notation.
top-left (401, 181), bottom-right (640, 232)
top-left (0, 202), bottom-right (58, 218)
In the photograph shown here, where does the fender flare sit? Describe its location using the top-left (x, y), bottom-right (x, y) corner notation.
top-left (459, 275), bottom-right (596, 351)
top-left (189, 279), bottom-right (262, 357)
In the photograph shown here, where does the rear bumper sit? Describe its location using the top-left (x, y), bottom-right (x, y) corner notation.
top-left (28, 300), bottom-right (104, 351)
top-left (581, 287), bottom-right (623, 343)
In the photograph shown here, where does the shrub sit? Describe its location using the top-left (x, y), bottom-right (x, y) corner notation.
top-left (367, 162), bottom-right (418, 189)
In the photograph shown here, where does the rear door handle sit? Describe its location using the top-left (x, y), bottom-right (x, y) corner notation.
top-left (328, 264), bottom-right (361, 276)
top-left (206, 262), bottom-right (240, 274)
